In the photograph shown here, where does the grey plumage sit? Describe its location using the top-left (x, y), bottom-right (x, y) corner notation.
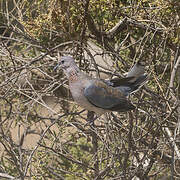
top-left (55, 56), bottom-right (148, 116)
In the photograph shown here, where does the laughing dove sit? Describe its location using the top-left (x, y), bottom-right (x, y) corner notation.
top-left (55, 56), bottom-right (148, 116)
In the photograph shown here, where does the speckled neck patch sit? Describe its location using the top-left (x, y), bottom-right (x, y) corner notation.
top-left (69, 70), bottom-right (78, 83)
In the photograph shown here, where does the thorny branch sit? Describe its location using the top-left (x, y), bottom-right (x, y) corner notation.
top-left (0, 0), bottom-right (180, 179)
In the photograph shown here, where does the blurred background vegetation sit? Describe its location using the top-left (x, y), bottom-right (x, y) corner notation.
top-left (0, 0), bottom-right (180, 179)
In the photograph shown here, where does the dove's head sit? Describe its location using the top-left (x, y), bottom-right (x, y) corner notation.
top-left (54, 56), bottom-right (79, 76)
top-left (55, 56), bottom-right (75, 69)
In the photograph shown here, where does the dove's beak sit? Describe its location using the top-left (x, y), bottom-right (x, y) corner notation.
top-left (53, 62), bottom-right (61, 71)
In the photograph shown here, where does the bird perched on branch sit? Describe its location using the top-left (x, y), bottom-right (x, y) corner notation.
top-left (55, 56), bottom-right (148, 118)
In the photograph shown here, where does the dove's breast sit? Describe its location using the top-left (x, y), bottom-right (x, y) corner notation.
top-left (69, 78), bottom-right (106, 116)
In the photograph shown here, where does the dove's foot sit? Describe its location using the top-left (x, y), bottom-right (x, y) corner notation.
top-left (84, 116), bottom-right (98, 127)
top-left (84, 111), bottom-right (98, 127)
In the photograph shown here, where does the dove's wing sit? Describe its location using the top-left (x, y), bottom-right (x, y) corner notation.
top-left (84, 80), bottom-right (135, 112)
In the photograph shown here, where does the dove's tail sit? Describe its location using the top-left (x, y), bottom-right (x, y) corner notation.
top-left (106, 60), bottom-right (148, 96)
top-left (107, 74), bottom-right (148, 96)
top-left (128, 74), bottom-right (148, 93)
top-left (118, 74), bottom-right (148, 96)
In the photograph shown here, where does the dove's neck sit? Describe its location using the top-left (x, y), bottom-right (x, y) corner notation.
top-left (64, 66), bottom-right (81, 83)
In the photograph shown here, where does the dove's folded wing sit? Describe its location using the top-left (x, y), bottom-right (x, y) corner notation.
top-left (84, 80), bottom-right (135, 112)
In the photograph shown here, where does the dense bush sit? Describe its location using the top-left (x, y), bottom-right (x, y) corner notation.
top-left (0, 0), bottom-right (180, 179)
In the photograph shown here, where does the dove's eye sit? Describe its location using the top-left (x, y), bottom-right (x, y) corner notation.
top-left (61, 60), bottom-right (65, 64)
